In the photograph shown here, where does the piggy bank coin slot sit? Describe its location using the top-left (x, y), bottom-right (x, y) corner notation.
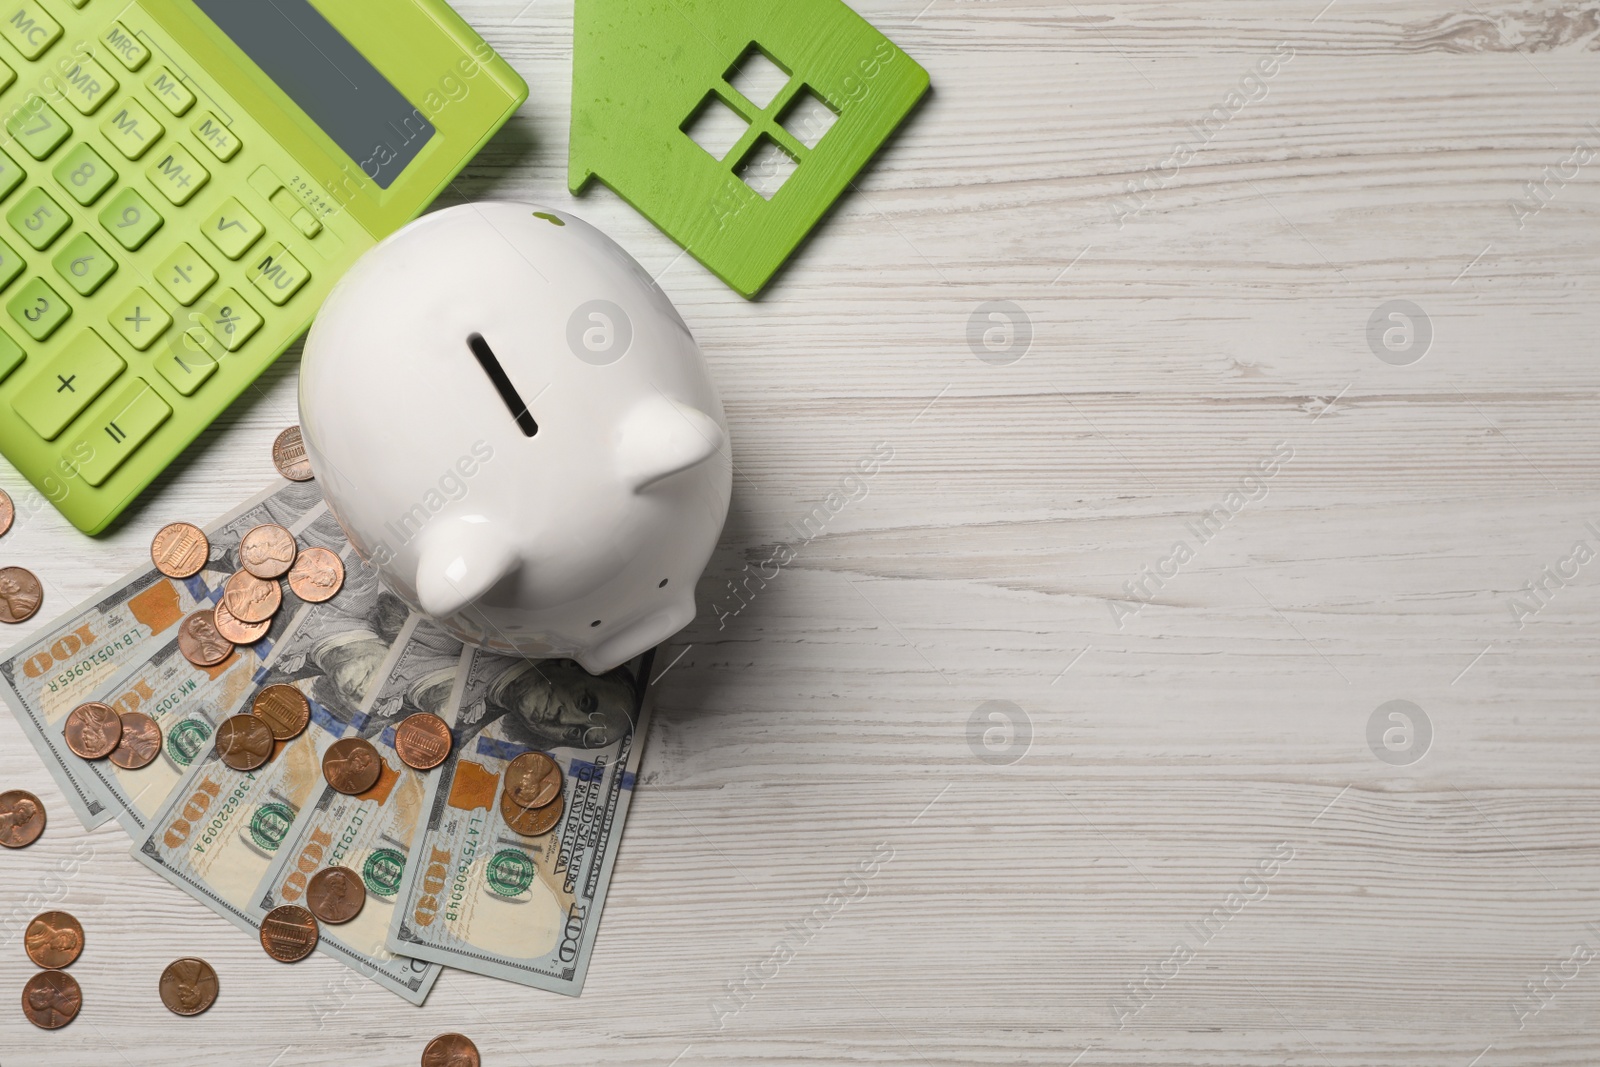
top-left (467, 332), bottom-right (538, 437)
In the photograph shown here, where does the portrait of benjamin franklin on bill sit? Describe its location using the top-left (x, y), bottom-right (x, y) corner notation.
top-left (458, 655), bottom-right (645, 753)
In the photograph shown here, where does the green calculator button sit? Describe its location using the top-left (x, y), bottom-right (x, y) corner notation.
top-left (6, 97), bottom-right (71, 160)
top-left (0, 3), bottom-right (63, 60)
top-left (153, 334), bottom-right (216, 395)
top-left (109, 287), bottom-right (168, 350)
top-left (156, 242), bottom-right (215, 306)
top-left (191, 113), bottom-right (239, 161)
top-left (103, 23), bottom-right (148, 70)
top-left (249, 244), bottom-right (309, 306)
top-left (10, 327), bottom-right (119, 439)
top-left (0, 57), bottom-right (14, 95)
top-left (53, 232), bottom-right (115, 295)
top-left (146, 144), bottom-right (207, 205)
top-left (0, 235), bottom-right (24, 291)
top-left (9, 187), bottom-right (68, 249)
top-left (100, 98), bottom-right (161, 160)
top-left (65, 377), bottom-right (171, 486)
top-left (55, 52), bottom-right (116, 115)
top-left (99, 186), bottom-right (161, 249)
top-left (200, 289), bottom-right (260, 351)
top-left (203, 197), bottom-right (262, 260)
top-left (146, 67), bottom-right (192, 116)
top-left (8, 276), bottom-right (69, 341)
top-left (0, 146), bottom-right (22, 202)
top-left (0, 328), bottom-right (20, 383)
top-left (53, 143), bottom-right (115, 205)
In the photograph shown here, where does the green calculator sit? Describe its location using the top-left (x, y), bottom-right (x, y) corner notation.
top-left (0, 0), bottom-right (526, 533)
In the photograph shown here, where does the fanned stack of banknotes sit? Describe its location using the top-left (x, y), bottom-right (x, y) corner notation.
top-left (0, 481), bottom-right (656, 1004)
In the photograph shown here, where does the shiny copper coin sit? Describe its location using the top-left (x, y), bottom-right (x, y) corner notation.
top-left (108, 711), bottom-right (163, 770)
top-left (240, 524), bottom-right (298, 580)
top-left (422, 1033), bottom-right (481, 1067)
top-left (215, 714), bottom-right (274, 772)
top-left (260, 905), bottom-right (319, 962)
top-left (273, 426), bottom-right (314, 482)
top-left (63, 702), bottom-right (122, 760)
top-left (224, 569), bottom-right (281, 623)
top-left (501, 788), bottom-right (564, 837)
top-left (21, 970), bottom-right (80, 1029)
top-left (287, 547), bottom-right (343, 603)
top-left (0, 487), bottom-right (13, 537)
top-left (0, 789), bottom-right (45, 848)
top-left (212, 598), bottom-right (270, 646)
top-left (0, 566), bottom-right (43, 623)
top-left (159, 957), bottom-right (219, 1016)
top-left (151, 522), bottom-right (209, 579)
top-left (504, 751), bottom-right (562, 809)
top-left (178, 609), bottom-right (234, 667)
top-left (306, 866), bottom-right (365, 925)
top-left (394, 713), bottom-right (453, 771)
top-left (24, 911), bottom-right (83, 969)
top-left (322, 738), bottom-right (383, 795)
top-left (252, 684), bottom-right (309, 741)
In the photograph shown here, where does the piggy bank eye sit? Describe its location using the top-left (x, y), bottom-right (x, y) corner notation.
top-left (468, 333), bottom-right (538, 437)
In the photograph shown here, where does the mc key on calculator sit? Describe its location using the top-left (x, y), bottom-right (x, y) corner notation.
top-left (0, 0), bottom-right (526, 533)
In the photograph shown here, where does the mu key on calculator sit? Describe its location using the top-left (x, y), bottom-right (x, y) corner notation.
top-left (0, 0), bottom-right (526, 533)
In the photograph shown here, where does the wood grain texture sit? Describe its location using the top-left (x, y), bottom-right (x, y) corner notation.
top-left (4, 0), bottom-right (1600, 1063)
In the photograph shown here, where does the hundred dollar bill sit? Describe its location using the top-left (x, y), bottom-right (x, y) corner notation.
top-left (250, 612), bottom-right (463, 1010)
top-left (387, 646), bottom-right (656, 996)
top-left (132, 535), bottom-right (434, 1003)
top-left (0, 480), bottom-right (325, 828)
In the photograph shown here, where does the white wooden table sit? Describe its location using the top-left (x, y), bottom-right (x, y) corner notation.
top-left (5, 1), bottom-right (1599, 1063)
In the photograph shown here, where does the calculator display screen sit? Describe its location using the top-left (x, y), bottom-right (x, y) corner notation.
top-left (192, 0), bottom-right (435, 188)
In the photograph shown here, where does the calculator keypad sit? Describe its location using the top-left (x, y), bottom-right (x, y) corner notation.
top-left (7, 95), bottom-right (70, 159)
top-left (0, 4), bottom-right (63, 61)
top-left (108, 287), bottom-right (168, 350)
top-left (203, 197), bottom-right (262, 260)
top-left (53, 142), bottom-right (114, 204)
top-left (248, 244), bottom-right (309, 306)
top-left (0, 330), bottom-right (21, 383)
top-left (8, 186), bottom-right (68, 249)
top-left (55, 51), bottom-right (115, 114)
top-left (100, 97), bottom-right (160, 159)
top-left (146, 143), bottom-right (207, 204)
top-left (156, 242), bottom-right (215, 306)
top-left (8, 275), bottom-right (70, 340)
top-left (152, 338), bottom-right (215, 396)
top-left (65, 376), bottom-right (170, 485)
top-left (101, 23), bottom-right (147, 70)
top-left (10, 327), bottom-right (119, 438)
top-left (146, 67), bottom-right (192, 115)
top-left (53, 231), bottom-right (115, 295)
top-left (99, 186), bottom-right (160, 249)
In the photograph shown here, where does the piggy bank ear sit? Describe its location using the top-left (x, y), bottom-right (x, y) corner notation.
top-left (415, 518), bottom-right (521, 619)
top-left (617, 395), bottom-right (725, 492)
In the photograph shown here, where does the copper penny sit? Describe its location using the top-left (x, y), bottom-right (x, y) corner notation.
top-left (224, 569), bottom-right (281, 623)
top-left (178, 609), bottom-right (234, 667)
top-left (213, 598), bottom-right (270, 646)
top-left (322, 738), bottom-right (383, 795)
top-left (0, 566), bottom-right (43, 623)
top-left (25, 911), bottom-right (83, 969)
top-left (504, 752), bottom-right (562, 809)
top-left (273, 426), bottom-right (314, 482)
top-left (63, 702), bottom-right (122, 760)
top-left (0, 789), bottom-right (45, 848)
top-left (0, 488), bottom-right (13, 537)
top-left (215, 714), bottom-right (274, 772)
top-left (260, 905), bottom-right (319, 962)
top-left (287, 547), bottom-right (343, 603)
top-left (240, 524), bottom-right (298, 580)
top-left (151, 522), bottom-right (209, 579)
top-left (108, 711), bottom-right (162, 770)
top-left (252, 684), bottom-right (310, 741)
top-left (159, 957), bottom-right (219, 1016)
top-left (394, 713), bottom-right (453, 771)
top-left (501, 788), bottom-right (564, 837)
top-left (21, 970), bottom-right (80, 1029)
top-left (306, 866), bottom-right (365, 925)
top-left (422, 1033), bottom-right (481, 1067)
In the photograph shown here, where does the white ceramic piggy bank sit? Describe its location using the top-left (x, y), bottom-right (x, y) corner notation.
top-left (298, 202), bottom-right (731, 673)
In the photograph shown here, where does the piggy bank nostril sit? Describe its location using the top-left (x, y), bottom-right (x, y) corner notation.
top-left (467, 332), bottom-right (539, 437)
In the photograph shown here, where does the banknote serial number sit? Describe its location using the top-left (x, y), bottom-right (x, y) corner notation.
top-left (35, 627), bottom-right (141, 693)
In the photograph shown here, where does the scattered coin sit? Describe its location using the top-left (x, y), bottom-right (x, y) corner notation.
top-left (215, 714), bottom-right (275, 772)
top-left (306, 866), bottom-right (365, 925)
top-left (273, 426), bottom-right (314, 482)
top-left (159, 957), bottom-right (219, 1016)
top-left (287, 547), bottom-right (343, 603)
top-left (504, 751), bottom-right (562, 809)
top-left (252, 685), bottom-right (310, 741)
top-left (394, 713), bottom-right (453, 771)
top-left (24, 911), bottom-right (83, 969)
top-left (21, 970), bottom-right (80, 1029)
top-left (322, 738), bottom-right (383, 795)
top-left (63, 702), bottom-right (122, 760)
top-left (501, 788), bottom-right (564, 837)
top-left (212, 598), bottom-right (270, 646)
top-left (108, 711), bottom-right (163, 771)
top-left (240, 524), bottom-right (298, 580)
top-left (0, 789), bottom-right (45, 848)
top-left (0, 488), bottom-right (13, 537)
top-left (224, 569), bottom-right (281, 624)
top-left (178, 609), bottom-right (234, 667)
top-left (0, 566), bottom-right (43, 624)
top-left (422, 1033), bottom-right (481, 1067)
top-left (260, 905), bottom-right (319, 962)
top-left (151, 522), bottom-right (209, 579)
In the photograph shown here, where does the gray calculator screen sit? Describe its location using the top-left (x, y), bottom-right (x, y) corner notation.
top-left (193, 0), bottom-right (435, 188)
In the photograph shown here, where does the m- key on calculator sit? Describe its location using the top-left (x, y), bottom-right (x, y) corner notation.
top-left (0, 0), bottom-right (526, 533)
